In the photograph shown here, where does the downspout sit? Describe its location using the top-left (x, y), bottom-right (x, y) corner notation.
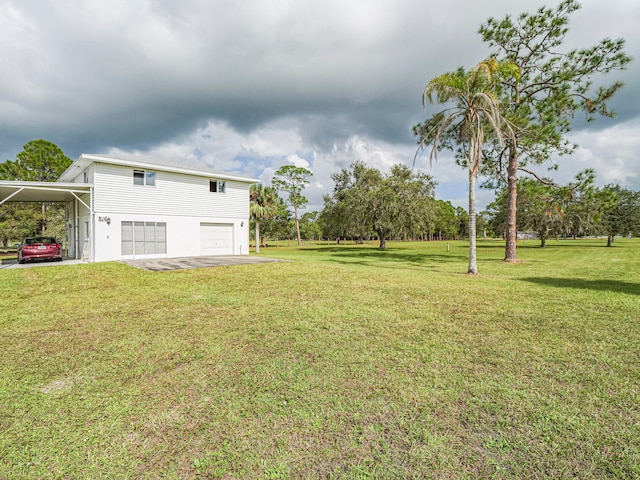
top-left (64, 201), bottom-right (69, 258)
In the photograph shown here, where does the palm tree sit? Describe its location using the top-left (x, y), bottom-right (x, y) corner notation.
top-left (249, 184), bottom-right (279, 253)
top-left (415, 58), bottom-right (518, 274)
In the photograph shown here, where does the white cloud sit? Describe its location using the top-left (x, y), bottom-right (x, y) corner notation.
top-left (285, 154), bottom-right (310, 169)
top-left (552, 119), bottom-right (640, 188)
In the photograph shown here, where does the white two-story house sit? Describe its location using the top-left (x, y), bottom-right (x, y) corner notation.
top-left (53, 154), bottom-right (258, 262)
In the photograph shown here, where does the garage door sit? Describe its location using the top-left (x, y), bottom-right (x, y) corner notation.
top-left (200, 223), bottom-right (234, 255)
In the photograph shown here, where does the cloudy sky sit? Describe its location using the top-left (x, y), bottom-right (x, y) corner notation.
top-left (1, 0), bottom-right (638, 211)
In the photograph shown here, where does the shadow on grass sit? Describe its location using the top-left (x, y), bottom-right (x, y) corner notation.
top-left (301, 246), bottom-right (465, 268)
top-left (477, 241), bottom-right (610, 250)
top-left (521, 277), bottom-right (640, 296)
top-left (536, 243), bottom-right (610, 248)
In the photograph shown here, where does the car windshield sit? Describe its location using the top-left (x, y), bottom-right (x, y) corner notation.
top-left (25, 237), bottom-right (56, 245)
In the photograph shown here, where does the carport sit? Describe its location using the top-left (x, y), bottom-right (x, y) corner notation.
top-left (0, 181), bottom-right (93, 261)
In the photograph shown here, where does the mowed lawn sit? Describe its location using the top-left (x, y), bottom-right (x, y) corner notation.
top-left (1, 239), bottom-right (639, 479)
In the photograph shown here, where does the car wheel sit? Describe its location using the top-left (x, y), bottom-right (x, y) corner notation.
top-left (18, 253), bottom-right (25, 264)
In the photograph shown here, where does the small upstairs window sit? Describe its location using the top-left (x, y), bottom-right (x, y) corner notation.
top-left (210, 180), bottom-right (226, 193)
top-left (134, 170), bottom-right (156, 186)
top-left (133, 170), bottom-right (144, 185)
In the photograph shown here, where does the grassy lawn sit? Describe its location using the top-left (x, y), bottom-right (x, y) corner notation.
top-left (1, 239), bottom-right (638, 479)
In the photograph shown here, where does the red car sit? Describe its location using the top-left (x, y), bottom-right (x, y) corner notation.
top-left (18, 237), bottom-right (63, 264)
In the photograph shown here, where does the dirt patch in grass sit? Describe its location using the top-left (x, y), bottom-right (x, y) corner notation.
top-left (40, 379), bottom-right (73, 395)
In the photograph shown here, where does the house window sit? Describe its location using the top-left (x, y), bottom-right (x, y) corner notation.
top-left (83, 171), bottom-right (89, 183)
top-left (134, 170), bottom-right (156, 186)
top-left (209, 180), bottom-right (226, 193)
top-left (121, 221), bottom-right (166, 256)
top-left (133, 170), bottom-right (144, 185)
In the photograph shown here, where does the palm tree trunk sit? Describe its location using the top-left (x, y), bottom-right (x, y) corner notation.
top-left (294, 206), bottom-right (301, 246)
top-left (468, 169), bottom-right (478, 274)
top-left (255, 221), bottom-right (261, 253)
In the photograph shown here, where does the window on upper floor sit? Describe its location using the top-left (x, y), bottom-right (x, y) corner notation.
top-left (134, 170), bottom-right (156, 186)
top-left (210, 180), bottom-right (226, 193)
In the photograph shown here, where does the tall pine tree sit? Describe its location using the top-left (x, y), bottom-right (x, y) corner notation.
top-left (479, 0), bottom-right (631, 261)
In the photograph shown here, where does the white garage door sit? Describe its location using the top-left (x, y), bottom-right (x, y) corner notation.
top-left (200, 223), bottom-right (234, 255)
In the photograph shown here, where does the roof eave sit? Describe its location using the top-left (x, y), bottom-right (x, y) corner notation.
top-left (59, 154), bottom-right (259, 184)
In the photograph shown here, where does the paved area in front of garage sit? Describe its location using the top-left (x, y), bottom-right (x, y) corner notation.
top-left (0, 255), bottom-right (286, 272)
top-left (121, 255), bottom-right (287, 272)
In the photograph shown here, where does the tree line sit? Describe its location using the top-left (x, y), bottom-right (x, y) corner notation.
top-left (484, 171), bottom-right (640, 247)
top-left (252, 162), bottom-right (488, 251)
top-left (252, 162), bottom-right (639, 251)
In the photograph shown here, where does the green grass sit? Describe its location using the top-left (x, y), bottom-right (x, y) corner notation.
top-left (1, 238), bottom-right (639, 479)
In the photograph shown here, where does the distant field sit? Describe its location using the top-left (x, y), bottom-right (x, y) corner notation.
top-left (1, 239), bottom-right (638, 478)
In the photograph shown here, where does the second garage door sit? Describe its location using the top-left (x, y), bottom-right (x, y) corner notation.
top-left (200, 223), bottom-right (234, 255)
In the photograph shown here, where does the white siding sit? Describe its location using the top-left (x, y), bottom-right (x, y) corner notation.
top-left (68, 165), bottom-right (94, 184)
top-left (93, 163), bottom-right (249, 218)
top-left (93, 214), bottom-right (250, 262)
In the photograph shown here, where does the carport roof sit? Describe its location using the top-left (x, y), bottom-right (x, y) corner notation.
top-left (0, 181), bottom-right (92, 204)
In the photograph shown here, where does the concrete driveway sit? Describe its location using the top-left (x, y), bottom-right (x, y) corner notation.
top-left (121, 255), bottom-right (287, 272)
top-left (1, 255), bottom-right (286, 271)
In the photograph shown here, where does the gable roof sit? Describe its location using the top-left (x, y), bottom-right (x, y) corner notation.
top-left (58, 153), bottom-right (260, 184)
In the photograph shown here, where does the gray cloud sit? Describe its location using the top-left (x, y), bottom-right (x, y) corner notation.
top-left (1, 0), bottom-right (638, 209)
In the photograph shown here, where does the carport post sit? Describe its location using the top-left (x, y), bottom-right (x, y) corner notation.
top-left (70, 191), bottom-right (93, 261)
top-left (90, 185), bottom-right (95, 262)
